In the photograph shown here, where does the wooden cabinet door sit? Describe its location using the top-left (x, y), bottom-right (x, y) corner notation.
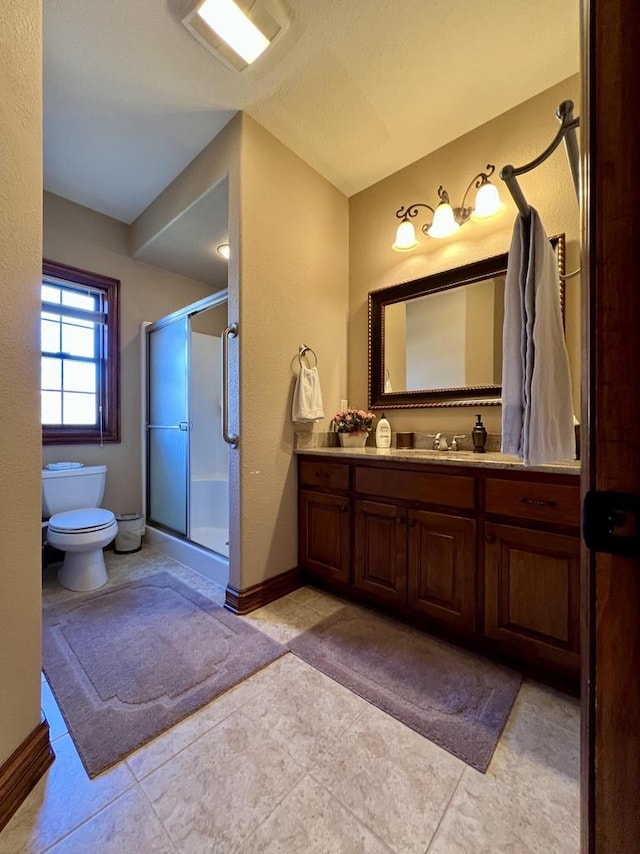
top-left (354, 499), bottom-right (407, 604)
top-left (299, 490), bottom-right (350, 583)
top-left (407, 510), bottom-right (477, 631)
top-left (484, 523), bottom-right (580, 674)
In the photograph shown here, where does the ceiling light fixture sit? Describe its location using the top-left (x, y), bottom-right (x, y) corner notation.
top-left (217, 243), bottom-right (230, 260)
top-left (392, 164), bottom-right (504, 251)
top-left (182, 0), bottom-right (284, 71)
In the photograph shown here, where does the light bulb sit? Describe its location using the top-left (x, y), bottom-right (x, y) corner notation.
top-left (217, 243), bottom-right (230, 260)
top-left (196, 0), bottom-right (270, 65)
top-left (427, 203), bottom-right (460, 239)
top-left (392, 220), bottom-right (418, 252)
top-left (472, 181), bottom-right (503, 219)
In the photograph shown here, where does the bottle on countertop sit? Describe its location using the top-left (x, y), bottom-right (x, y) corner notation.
top-left (375, 413), bottom-right (392, 448)
top-left (472, 413), bottom-right (487, 453)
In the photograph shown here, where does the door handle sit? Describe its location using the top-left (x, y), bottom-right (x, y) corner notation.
top-left (583, 490), bottom-right (640, 557)
top-left (222, 323), bottom-right (239, 449)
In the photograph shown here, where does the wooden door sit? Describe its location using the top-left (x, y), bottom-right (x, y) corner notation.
top-left (584, 1), bottom-right (640, 850)
top-left (299, 490), bottom-right (350, 583)
top-left (354, 499), bottom-right (407, 604)
top-left (485, 522), bottom-right (580, 677)
top-left (407, 509), bottom-right (476, 632)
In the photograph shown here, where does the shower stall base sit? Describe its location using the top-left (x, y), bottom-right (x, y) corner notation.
top-left (190, 474), bottom-right (229, 558)
top-left (190, 526), bottom-right (229, 557)
top-left (144, 524), bottom-right (229, 589)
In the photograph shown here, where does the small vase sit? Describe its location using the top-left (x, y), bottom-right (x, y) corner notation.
top-left (338, 431), bottom-right (368, 448)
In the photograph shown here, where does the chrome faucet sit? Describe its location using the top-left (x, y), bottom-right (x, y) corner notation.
top-left (428, 433), bottom-right (466, 451)
top-left (451, 434), bottom-right (466, 451)
top-left (435, 432), bottom-right (449, 450)
top-left (428, 432), bottom-right (449, 450)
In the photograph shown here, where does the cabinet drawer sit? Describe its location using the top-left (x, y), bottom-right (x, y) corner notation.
top-left (485, 478), bottom-right (579, 527)
top-left (354, 466), bottom-right (475, 510)
top-left (299, 460), bottom-right (349, 491)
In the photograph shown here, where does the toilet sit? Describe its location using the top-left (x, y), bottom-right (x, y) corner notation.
top-left (42, 464), bottom-right (118, 592)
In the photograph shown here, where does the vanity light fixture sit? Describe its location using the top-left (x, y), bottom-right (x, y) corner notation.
top-left (182, 0), bottom-right (284, 71)
top-left (392, 164), bottom-right (504, 251)
top-left (216, 243), bottom-right (230, 260)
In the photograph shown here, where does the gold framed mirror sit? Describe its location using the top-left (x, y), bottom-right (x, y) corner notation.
top-left (368, 234), bottom-right (565, 409)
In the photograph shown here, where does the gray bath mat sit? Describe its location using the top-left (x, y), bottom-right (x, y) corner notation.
top-left (288, 604), bottom-right (522, 772)
top-left (43, 571), bottom-right (285, 777)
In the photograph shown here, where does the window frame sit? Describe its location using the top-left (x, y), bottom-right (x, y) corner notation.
top-left (42, 259), bottom-right (120, 445)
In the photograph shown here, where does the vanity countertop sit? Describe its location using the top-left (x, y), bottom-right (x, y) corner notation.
top-left (294, 446), bottom-right (580, 476)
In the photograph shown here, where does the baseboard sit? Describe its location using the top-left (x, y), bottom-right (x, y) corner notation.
top-left (0, 720), bottom-right (54, 832)
top-left (225, 567), bottom-right (303, 615)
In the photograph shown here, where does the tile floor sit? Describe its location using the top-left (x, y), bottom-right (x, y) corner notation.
top-left (0, 546), bottom-right (580, 853)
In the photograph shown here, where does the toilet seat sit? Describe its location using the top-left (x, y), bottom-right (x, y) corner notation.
top-left (48, 508), bottom-right (116, 535)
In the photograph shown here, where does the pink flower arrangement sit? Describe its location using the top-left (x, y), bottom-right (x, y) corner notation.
top-left (333, 408), bottom-right (376, 434)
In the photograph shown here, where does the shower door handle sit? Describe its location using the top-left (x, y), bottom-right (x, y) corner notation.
top-left (222, 323), bottom-right (239, 449)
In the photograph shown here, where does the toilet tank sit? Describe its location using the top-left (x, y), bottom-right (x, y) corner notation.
top-left (42, 465), bottom-right (107, 516)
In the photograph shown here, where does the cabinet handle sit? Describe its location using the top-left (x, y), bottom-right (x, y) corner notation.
top-left (315, 472), bottom-right (331, 479)
top-left (408, 519), bottom-right (417, 528)
top-left (340, 505), bottom-right (348, 513)
top-left (486, 534), bottom-right (496, 544)
top-left (521, 497), bottom-right (557, 508)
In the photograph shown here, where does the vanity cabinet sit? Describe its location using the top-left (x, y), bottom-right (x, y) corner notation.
top-left (407, 509), bottom-right (477, 632)
top-left (353, 500), bottom-right (476, 631)
top-left (483, 476), bottom-right (581, 675)
top-left (298, 460), bottom-right (350, 584)
top-left (298, 452), bottom-right (581, 687)
top-left (354, 499), bottom-right (408, 604)
top-left (353, 475), bottom-right (477, 631)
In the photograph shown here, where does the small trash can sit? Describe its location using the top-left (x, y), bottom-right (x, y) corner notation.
top-left (114, 513), bottom-right (145, 554)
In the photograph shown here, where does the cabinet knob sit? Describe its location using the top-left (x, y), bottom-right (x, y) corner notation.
top-left (485, 533), bottom-right (496, 544)
top-left (408, 518), bottom-right (417, 528)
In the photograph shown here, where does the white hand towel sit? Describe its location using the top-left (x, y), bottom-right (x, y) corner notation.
top-left (292, 366), bottom-right (325, 422)
top-left (501, 208), bottom-right (575, 465)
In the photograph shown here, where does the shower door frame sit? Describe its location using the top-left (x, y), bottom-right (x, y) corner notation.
top-left (145, 288), bottom-right (229, 544)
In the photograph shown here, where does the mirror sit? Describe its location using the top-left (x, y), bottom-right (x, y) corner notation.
top-left (369, 234), bottom-right (565, 408)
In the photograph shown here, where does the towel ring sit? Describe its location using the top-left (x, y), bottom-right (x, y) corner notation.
top-left (298, 344), bottom-right (318, 368)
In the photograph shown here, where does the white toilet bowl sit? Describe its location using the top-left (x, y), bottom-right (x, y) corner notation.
top-left (46, 508), bottom-right (118, 592)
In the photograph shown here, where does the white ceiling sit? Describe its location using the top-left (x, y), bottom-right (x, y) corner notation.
top-left (44, 0), bottom-right (579, 225)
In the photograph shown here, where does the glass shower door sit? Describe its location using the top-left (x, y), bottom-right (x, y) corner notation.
top-left (147, 317), bottom-right (189, 535)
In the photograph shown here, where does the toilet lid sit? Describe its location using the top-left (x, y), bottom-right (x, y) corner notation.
top-left (48, 508), bottom-right (116, 534)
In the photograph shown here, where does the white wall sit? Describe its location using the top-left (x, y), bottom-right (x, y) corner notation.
top-left (0, 0), bottom-right (43, 765)
top-left (190, 332), bottom-right (227, 478)
top-left (406, 289), bottom-right (467, 389)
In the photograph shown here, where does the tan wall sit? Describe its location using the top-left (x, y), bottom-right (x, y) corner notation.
top-left (349, 75), bottom-right (581, 437)
top-left (239, 115), bottom-right (349, 588)
top-left (130, 116), bottom-right (243, 587)
top-left (464, 279), bottom-right (497, 387)
top-left (42, 193), bottom-right (214, 513)
top-left (384, 302), bottom-right (407, 391)
top-left (128, 113), bottom-right (349, 591)
top-left (0, 0), bottom-right (43, 764)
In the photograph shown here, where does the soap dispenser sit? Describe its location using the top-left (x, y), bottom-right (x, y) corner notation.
top-left (375, 413), bottom-right (392, 448)
top-left (472, 414), bottom-right (487, 453)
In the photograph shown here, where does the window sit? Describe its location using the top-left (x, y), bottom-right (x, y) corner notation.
top-left (41, 259), bottom-right (120, 444)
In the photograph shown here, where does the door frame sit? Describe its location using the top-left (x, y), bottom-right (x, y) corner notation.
top-left (582, 0), bottom-right (640, 850)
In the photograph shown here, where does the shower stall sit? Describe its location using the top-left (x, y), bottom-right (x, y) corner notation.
top-left (144, 289), bottom-right (233, 587)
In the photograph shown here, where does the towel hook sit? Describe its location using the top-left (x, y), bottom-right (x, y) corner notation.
top-left (298, 344), bottom-right (318, 368)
